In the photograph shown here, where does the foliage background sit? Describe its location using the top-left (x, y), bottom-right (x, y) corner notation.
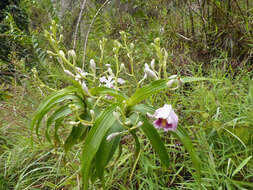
top-left (0, 0), bottom-right (253, 189)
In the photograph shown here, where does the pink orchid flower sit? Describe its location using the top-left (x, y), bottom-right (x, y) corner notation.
top-left (147, 104), bottom-right (178, 132)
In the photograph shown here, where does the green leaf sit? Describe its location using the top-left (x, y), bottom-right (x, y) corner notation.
top-left (81, 104), bottom-right (117, 190)
top-left (172, 126), bottom-right (201, 180)
top-left (232, 156), bottom-right (252, 177)
top-left (64, 124), bottom-right (89, 152)
top-left (30, 87), bottom-right (82, 136)
top-left (140, 116), bottom-right (170, 168)
top-left (127, 80), bottom-right (167, 106)
top-left (94, 121), bottom-right (124, 180)
top-left (129, 104), bottom-right (155, 115)
top-left (90, 86), bottom-right (128, 101)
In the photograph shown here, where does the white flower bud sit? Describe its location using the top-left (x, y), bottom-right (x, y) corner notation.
top-left (130, 43), bottom-right (134, 49)
top-left (125, 118), bottom-right (131, 125)
top-left (90, 59), bottom-right (96, 73)
top-left (108, 67), bottom-right (114, 76)
top-left (154, 37), bottom-right (160, 44)
top-left (81, 81), bottom-right (89, 94)
top-left (137, 121), bottom-right (143, 127)
top-left (64, 69), bottom-right (74, 77)
top-left (113, 111), bottom-right (121, 121)
top-left (105, 64), bottom-right (111, 67)
top-left (90, 109), bottom-right (94, 117)
top-left (59, 50), bottom-right (65, 58)
top-left (69, 121), bottom-right (80, 125)
top-left (151, 59), bottom-right (155, 70)
top-left (106, 132), bottom-right (121, 141)
top-left (120, 63), bottom-right (125, 71)
top-left (68, 50), bottom-right (76, 60)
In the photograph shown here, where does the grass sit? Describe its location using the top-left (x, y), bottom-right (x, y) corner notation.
top-left (1, 64), bottom-right (252, 189)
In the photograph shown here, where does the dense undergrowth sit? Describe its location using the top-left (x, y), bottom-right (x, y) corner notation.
top-left (0, 0), bottom-right (253, 189)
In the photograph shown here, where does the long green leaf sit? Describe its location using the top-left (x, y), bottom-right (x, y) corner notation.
top-left (81, 104), bottom-right (117, 190)
top-left (140, 116), bottom-right (170, 168)
top-left (90, 86), bottom-right (128, 101)
top-left (94, 121), bottom-right (124, 180)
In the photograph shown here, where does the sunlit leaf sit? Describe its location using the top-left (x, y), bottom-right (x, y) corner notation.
top-left (127, 80), bottom-right (167, 106)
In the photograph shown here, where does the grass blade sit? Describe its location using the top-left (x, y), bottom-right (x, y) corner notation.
top-left (232, 156), bottom-right (252, 177)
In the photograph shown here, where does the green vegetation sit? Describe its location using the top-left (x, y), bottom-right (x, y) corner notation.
top-left (0, 0), bottom-right (252, 189)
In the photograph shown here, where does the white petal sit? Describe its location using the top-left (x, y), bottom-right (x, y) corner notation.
top-left (154, 104), bottom-right (172, 119)
top-left (108, 75), bottom-right (114, 82)
top-left (144, 68), bottom-right (158, 80)
top-left (100, 76), bottom-right (107, 83)
top-left (145, 63), bottom-right (150, 69)
top-left (117, 78), bottom-right (125, 84)
top-left (147, 112), bottom-right (155, 119)
top-left (169, 75), bottom-right (177, 79)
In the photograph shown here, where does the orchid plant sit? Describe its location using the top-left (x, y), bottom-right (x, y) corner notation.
top-left (30, 21), bottom-right (213, 189)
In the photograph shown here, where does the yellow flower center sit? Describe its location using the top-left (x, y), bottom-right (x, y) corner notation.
top-left (161, 119), bottom-right (167, 127)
